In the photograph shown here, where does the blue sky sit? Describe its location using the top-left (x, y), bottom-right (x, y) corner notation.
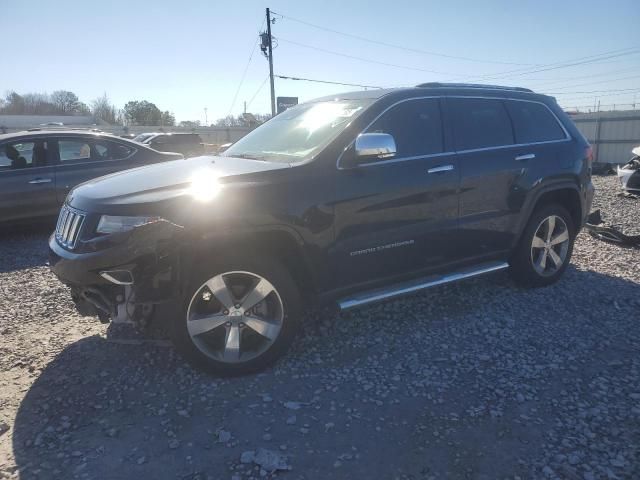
top-left (3, 0), bottom-right (639, 123)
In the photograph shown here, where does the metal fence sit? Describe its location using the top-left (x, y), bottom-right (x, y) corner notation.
top-left (571, 111), bottom-right (640, 164)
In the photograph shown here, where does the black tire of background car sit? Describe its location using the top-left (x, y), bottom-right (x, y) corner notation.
top-left (170, 255), bottom-right (302, 376)
top-left (509, 203), bottom-right (575, 288)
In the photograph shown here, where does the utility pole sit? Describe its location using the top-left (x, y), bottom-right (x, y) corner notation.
top-left (204, 107), bottom-right (208, 126)
top-left (266, 8), bottom-right (276, 116)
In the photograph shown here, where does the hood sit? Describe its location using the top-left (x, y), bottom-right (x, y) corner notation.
top-left (68, 155), bottom-right (290, 211)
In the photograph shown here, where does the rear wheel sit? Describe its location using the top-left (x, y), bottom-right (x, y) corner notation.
top-left (171, 256), bottom-right (301, 375)
top-left (509, 204), bottom-right (575, 287)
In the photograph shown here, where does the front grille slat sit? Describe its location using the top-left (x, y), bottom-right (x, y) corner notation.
top-left (68, 214), bottom-right (82, 245)
top-left (55, 206), bottom-right (85, 250)
top-left (62, 211), bottom-right (74, 241)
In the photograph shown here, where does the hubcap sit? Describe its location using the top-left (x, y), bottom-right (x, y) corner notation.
top-left (530, 215), bottom-right (570, 277)
top-left (186, 271), bottom-right (284, 363)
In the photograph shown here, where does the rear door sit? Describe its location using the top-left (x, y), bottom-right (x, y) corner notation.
top-left (0, 138), bottom-right (58, 222)
top-left (446, 97), bottom-right (572, 259)
top-left (331, 97), bottom-right (460, 288)
top-left (52, 136), bottom-right (139, 202)
top-left (446, 97), bottom-right (520, 258)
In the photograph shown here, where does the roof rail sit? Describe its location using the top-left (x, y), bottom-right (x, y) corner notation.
top-left (416, 82), bottom-right (533, 93)
top-left (25, 127), bottom-right (105, 132)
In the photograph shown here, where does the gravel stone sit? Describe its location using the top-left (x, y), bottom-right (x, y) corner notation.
top-left (0, 175), bottom-right (638, 479)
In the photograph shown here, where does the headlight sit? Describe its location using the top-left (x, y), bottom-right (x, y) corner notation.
top-left (96, 215), bottom-right (162, 234)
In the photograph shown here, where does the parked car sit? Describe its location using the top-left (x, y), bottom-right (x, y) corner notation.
top-left (0, 130), bottom-right (183, 224)
top-left (49, 83), bottom-right (594, 375)
top-left (617, 145), bottom-right (640, 194)
top-left (133, 132), bottom-right (205, 158)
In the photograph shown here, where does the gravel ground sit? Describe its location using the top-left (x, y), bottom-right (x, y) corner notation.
top-left (0, 175), bottom-right (639, 480)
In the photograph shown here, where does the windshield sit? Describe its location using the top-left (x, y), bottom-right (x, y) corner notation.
top-left (223, 99), bottom-right (372, 163)
top-left (133, 133), bottom-right (156, 143)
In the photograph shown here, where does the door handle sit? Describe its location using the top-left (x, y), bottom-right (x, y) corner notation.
top-left (427, 164), bottom-right (454, 174)
top-left (515, 153), bottom-right (536, 161)
top-left (28, 178), bottom-right (52, 184)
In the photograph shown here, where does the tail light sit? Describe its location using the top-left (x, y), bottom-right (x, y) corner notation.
top-left (585, 145), bottom-right (594, 170)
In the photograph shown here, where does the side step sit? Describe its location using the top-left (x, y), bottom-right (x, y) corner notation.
top-left (338, 261), bottom-right (509, 311)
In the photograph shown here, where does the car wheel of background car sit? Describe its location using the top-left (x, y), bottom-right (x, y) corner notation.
top-left (171, 255), bottom-right (301, 375)
top-left (509, 203), bottom-right (575, 287)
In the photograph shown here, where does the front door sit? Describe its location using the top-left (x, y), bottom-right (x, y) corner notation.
top-left (0, 138), bottom-right (58, 223)
top-left (52, 136), bottom-right (138, 203)
top-left (331, 98), bottom-right (460, 289)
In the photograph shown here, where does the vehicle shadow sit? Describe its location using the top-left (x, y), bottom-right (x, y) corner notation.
top-left (0, 224), bottom-right (53, 273)
top-left (10, 267), bottom-right (640, 479)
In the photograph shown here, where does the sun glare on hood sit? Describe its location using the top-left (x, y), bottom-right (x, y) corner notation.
top-left (188, 170), bottom-right (221, 202)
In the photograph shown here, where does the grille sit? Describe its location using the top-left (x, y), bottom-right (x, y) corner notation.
top-left (55, 206), bottom-right (85, 249)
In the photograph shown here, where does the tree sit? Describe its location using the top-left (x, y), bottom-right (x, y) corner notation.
top-left (91, 93), bottom-right (118, 124)
top-left (215, 114), bottom-right (243, 127)
top-left (123, 100), bottom-right (162, 125)
top-left (51, 90), bottom-right (79, 114)
top-left (161, 110), bottom-right (175, 127)
top-left (73, 101), bottom-right (91, 115)
top-left (214, 113), bottom-right (271, 127)
top-left (2, 91), bottom-right (25, 114)
top-left (179, 120), bottom-right (200, 128)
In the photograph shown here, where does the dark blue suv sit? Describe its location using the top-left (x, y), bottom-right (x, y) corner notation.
top-left (49, 83), bottom-right (595, 375)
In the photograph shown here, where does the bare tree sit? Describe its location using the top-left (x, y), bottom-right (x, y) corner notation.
top-left (91, 93), bottom-right (118, 124)
top-left (179, 120), bottom-right (201, 128)
top-left (51, 90), bottom-right (80, 113)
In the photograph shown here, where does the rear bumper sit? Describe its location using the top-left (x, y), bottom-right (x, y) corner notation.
top-left (583, 181), bottom-right (595, 225)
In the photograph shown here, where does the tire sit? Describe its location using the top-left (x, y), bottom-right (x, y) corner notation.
top-left (171, 254), bottom-right (301, 376)
top-left (509, 203), bottom-right (575, 288)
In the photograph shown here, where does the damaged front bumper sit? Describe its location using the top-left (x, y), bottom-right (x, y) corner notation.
top-left (617, 156), bottom-right (640, 194)
top-left (49, 219), bottom-right (185, 324)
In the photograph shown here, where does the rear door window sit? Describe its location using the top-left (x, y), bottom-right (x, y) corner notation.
top-left (58, 139), bottom-right (92, 162)
top-left (505, 100), bottom-right (567, 143)
top-left (366, 98), bottom-right (444, 157)
top-left (448, 98), bottom-right (514, 151)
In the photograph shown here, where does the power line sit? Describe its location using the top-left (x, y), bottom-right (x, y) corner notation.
top-left (275, 75), bottom-right (384, 89)
top-left (226, 17), bottom-right (266, 116)
top-left (519, 65), bottom-right (640, 87)
top-left (539, 73), bottom-right (640, 92)
top-left (246, 75), bottom-right (270, 109)
top-left (227, 39), bottom-right (260, 116)
top-left (463, 48), bottom-right (640, 81)
top-left (547, 87), bottom-right (640, 95)
top-left (277, 37), bottom-right (460, 76)
top-left (271, 10), bottom-right (540, 66)
top-left (271, 9), bottom-right (640, 85)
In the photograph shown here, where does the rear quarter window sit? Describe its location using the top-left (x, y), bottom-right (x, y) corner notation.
top-left (505, 100), bottom-right (567, 143)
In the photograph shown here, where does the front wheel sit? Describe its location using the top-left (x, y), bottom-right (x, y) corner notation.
top-left (171, 256), bottom-right (301, 375)
top-left (509, 204), bottom-right (575, 288)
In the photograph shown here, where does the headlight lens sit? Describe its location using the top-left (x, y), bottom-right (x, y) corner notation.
top-left (96, 215), bottom-right (161, 234)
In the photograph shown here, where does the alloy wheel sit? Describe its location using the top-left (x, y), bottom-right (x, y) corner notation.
top-left (186, 271), bottom-right (284, 363)
top-left (530, 215), bottom-right (570, 277)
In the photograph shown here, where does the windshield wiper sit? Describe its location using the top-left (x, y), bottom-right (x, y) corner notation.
top-left (226, 153), bottom-right (268, 161)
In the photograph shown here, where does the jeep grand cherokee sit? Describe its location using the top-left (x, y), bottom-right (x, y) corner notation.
top-left (49, 83), bottom-right (595, 375)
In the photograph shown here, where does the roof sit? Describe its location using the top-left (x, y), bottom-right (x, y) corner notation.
top-left (308, 83), bottom-right (544, 104)
top-left (0, 129), bottom-right (127, 143)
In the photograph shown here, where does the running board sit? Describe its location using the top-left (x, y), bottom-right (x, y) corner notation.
top-left (338, 261), bottom-right (509, 311)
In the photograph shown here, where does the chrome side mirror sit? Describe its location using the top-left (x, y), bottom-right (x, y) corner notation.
top-left (354, 133), bottom-right (396, 161)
